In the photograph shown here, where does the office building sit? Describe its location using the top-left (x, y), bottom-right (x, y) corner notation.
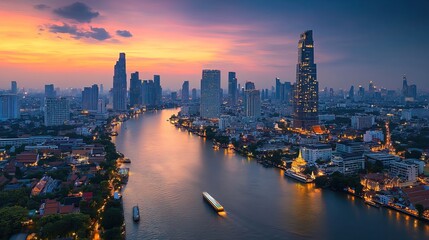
top-left (81, 84), bottom-right (98, 111)
top-left (244, 89), bottom-right (261, 118)
top-left (113, 53), bottom-right (127, 111)
top-left (44, 97), bottom-right (70, 126)
top-left (293, 30), bottom-right (318, 128)
top-left (45, 84), bottom-right (56, 98)
top-left (130, 72), bottom-right (142, 106)
top-left (182, 81), bottom-right (189, 103)
top-left (11, 81), bottom-right (17, 94)
top-left (142, 80), bottom-right (156, 106)
top-left (0, 94), bottom-right (20, 120)
top-left (228, 72), bottom-right (237, 105)
top-left (351, 115), bottom-right (374, 129)
top-left (191, 88), bottom-right (197, 101)
top-left (154, 75), bottom-right (162, 106)
top-left (300, 144), bottom-right (332, 164)
top-left (200, 69), bottom-right (221, 119)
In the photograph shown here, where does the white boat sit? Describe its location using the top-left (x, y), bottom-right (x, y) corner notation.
top-left (284, 169), bottom-right (314, 183)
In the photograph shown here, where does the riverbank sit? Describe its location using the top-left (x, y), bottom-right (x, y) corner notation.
top-left (170, 115), bottom-right (429, 225)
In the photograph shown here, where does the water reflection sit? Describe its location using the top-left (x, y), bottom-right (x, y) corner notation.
top-left (114, 109), bottom-right (429, 240)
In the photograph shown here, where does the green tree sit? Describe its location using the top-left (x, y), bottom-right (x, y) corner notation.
top-left (38, 213), bottom-right (90, 239)
top-left (103, 227), bottom-right (122, 240)
top-left (0, 206), bottom-right (28, 239)
top-left (101, 208), bottom-right (124, 230)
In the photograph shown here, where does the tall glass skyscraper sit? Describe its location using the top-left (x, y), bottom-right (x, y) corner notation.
top-left (228, 72), bottom-right (237, 105)
top-left (293, 30), bottom-right (318, 128)
top-left (182, 81), bottom-right (189, 103)
top-left (113, 53), bottom-right (127, 111)
top-left (200, 69), bottom-right (221, 119)
top-left (129, 71), bottom-right (142, 107)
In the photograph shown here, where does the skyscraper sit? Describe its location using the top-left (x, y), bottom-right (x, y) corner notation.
top-left (142, 80), bottom-right (156, 106)
top-left (130, 72), bottom-right (142, 107)
top-left (113, 53), bottom-right (127, 111)
top-left (44, 97), bottom-right (70, 126)
top-left (293, 30), bottom-right (318, 129)
top-left (244, 89), bottom-right (261, 118)
top-left (11, 81), bottom-right (17, 94)
top-left (200, 69), bottom-right (221, 119)
top-left (0, 94), bottom-right (20, 120)
top-left (182, 81), bottom-right (189, 103)
top-left (81, 84), bottom-right (98, 111)
top-left (245, 81), bottom-right (255, 90)
top-left (402, 75), bottom-right (408, 97)
top-left (228, 72), bottom-right (237, 105)
top-left (45, 84), bottom-right (56, 98)
top-left (349, 85), bottom-right (355, 101)
top-left (154, 75), bottom-right (162, 106)
top-left (191, 88), bottom-right (197, 102)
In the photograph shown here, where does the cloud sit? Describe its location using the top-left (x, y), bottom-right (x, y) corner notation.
top-left (34, 4), bottom-right (50, 11)
top-left (88, 27), bottom-right (111, 41)
top-left (53, 2), bottom-right (99, 23)
top-left (48, 23), bottom-right (111, 41)
top-left (116, 30), bottom-right (133, 38)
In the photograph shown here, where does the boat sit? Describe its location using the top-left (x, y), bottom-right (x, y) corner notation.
top-left (122, 158), bottom-right (131, 163)
top-left (133, 205), bottom-right (140, 222)
top-left (110, 131), bottom-right (118, 136)
top-left (202, 192), bottom-right (224, 212)
top-left (284, 169), bottom-right (314, 183)
top-left (365, 200), bottom-right (380, 208)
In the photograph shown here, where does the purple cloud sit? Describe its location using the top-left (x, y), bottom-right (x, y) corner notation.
top-left (48, 23), bottom-right (111, 41)
top-left (53, 2), bottom-right (99, 23)
top-left (116, 30), bottom-right (133, 38)
top-left (34, 4), bottom-right (50, 11)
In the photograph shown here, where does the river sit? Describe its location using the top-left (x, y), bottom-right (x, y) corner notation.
top-left (112, 109), bottom-right (428, 240)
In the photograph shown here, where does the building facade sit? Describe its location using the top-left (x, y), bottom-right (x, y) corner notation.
top-left (182, 81), bottom-right (190, 103)
top-left (129, 71), bottom-right (142, 107)
top-left (0, 94), bottom-right (20, 120)
top-left (44, 97), bottom-right (70, 126)
top-left (293, 30), bottom-right (318, 129)
top-left (113, 53), bottom-right (127, 111)
top-left (200, 69), bottom-right (221, 119)
top-left (228, 72), bottom-right (237, 105)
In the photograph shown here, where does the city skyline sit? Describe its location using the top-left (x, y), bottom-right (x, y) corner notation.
top-left (1, 0), bottom-right (428, 91)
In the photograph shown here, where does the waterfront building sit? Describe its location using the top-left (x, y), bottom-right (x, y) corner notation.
top-left (142, 80), bottom-right (156, 106)
top-left (154, 75), bottom-right (162, 106)
top-left (228, 72), bottom-right (237, 105)
top-left (293, 30), bottom-right (318, 128)
top-left (182, 81), bottom-right (190, 103)
top-left (44, 97), bottom-right (70, 126)
top-left (332, 153), bottom-right (365, 175)
top-left (98, 99), bottom-right (106, 114)
top-left (244, 89), bottom-right (261, 118)
top-left (390, 161), bottom-right (418, 185)
top-left (171, 92), bottom-right (178, 101)
top-left (0, 94), bottom-right (20, 120)
top-left (45, 84), bottom-right (56, 98)
top-left (200, 69), bottom-right (221, 119)
top-left (351, 115), bottom-right (375, 129)
top-left (219, 115), bottom-right (231, 130)
top-left (130, 72), bottom-right (142, 107)
top-left (81, 84), bottom-right (98, 111)
top-left (300, 144), bottom-right (332, 164)
top-left (113, 53), bottom-right (127, 111)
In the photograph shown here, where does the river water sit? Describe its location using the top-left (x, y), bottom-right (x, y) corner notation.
top-left (112, 109), bottom-right (428, 240)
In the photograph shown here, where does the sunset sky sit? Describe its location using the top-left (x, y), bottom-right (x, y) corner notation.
top-left (0, 0), bottom-right (428, 91)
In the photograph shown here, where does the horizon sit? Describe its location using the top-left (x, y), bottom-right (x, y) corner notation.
top-left (0, 0), bottom-right (428, 91)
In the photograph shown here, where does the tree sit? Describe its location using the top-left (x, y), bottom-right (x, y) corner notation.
top-left (101, 208), bottom-right (124, 230)
top-left (415, 204), bottom-right (425, 218)
top-left (103, 227), bottom-right (122, 240)
top-left (38, 213), bottom-right (90, 239)
top-left (0, 206), bottom-right (28, 239)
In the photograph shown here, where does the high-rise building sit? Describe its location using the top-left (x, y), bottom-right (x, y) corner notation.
top-left (142, 80), bottom-right (156, 106)
top-left (191, 88), bottom-right (197, 102)
top-left (244, 89), bottom-right (261, 118)
top-left (113, 53), bottom-right (127, 111)
top-left (81, 84), bottom-right (98, 111)
top-left (130, 72), bottom-right (142, 106)
top-left (275, 78), bottom-right (293, 103)
top-left (182, 81), bottom-right (189, 103)
top-left (228, 72), bottom-right (237, 105)
top-left (11, 81), bottom-right (17, 94)
top-left (348, 85), bottom-right (355, 100)
top-left (44, 97), bottom-right (70, 126)
top-left (97, 99), bottom-right (106, 114)
top-left (45, 84), bottom-right (56, 98)
top-left (100, 84), bottom-right (104, 95)
top-left (154, 75), bottom-right (162, 106)
top-left (0, 94), bottom-right (20, 120)
top-left (293, 30), bottom-right (318, 128)
top-left (200, 69), bottom-right (221, 119)
top-left (402, 75), bottom-right (408, 97)
top-left (245, 81), bottom-right (255, 90)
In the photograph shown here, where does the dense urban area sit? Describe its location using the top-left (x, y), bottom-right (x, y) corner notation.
top-left (1, 31), bottom-right (428, 239)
